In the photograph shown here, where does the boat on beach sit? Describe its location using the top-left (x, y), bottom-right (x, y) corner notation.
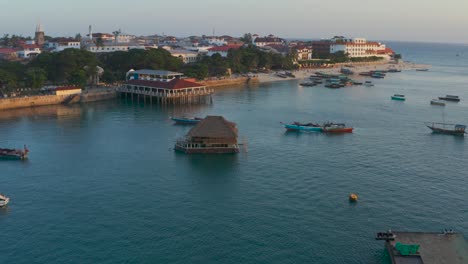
top-left (438, 95), bottom-right (460, 102)
top-left (425, 123), bottom-right (466, 136)
top-left (171, 117), bottom-right (203, 125)
top-left (283, 122), bottom-right (323, 132)
top-left (430, 99), bottom-right (445, 106)
top-left (322, 123), bottom-right (353, 133)
top-left (0, 193), bottom-right (10, 207)
top-left (391, 94), bottom-right (406, 101)
top-left (359, 72), bottom-right (372, 76)
top-left (0, 146), bottom-right (29, 160)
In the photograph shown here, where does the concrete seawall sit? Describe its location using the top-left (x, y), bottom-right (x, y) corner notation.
top-left (201, 77), bottom-right (258, 88)
top-left (0, 89), bottom-right (117, 111)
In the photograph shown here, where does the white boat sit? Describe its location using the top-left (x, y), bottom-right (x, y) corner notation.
top-left (0, 193), bottom-right (10, 207)
top-left (364, 81), bottom-right (374, 87)
top-left (430, 99), bottom-right (445, 106)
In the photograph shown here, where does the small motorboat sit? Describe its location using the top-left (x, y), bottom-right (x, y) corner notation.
top-left (387, 68), bottom-right (401, 73)
top-left (349, 193), bottom-right (358, 202)
top-left (426, 122), bottom-right (466, 136)
top-left (0, 145), bottom-right (29, 160)
top-left (416, 68), bottom-right (429, 71)
top-left (0, 193), bottom-right (10, 207)
top-left (438, 95), bottom-right (460, 102)
top-left (284, 122), bottom-right (323, 132)
top-left (352, 81), bottom-right (363, 85)
top-left (171, 117), bottom-right (203, 125)
top-left (391, 94), bottom-right (406, 101)
top-left (299, 82), bottom-right (316, 87)
top-left (322, 123), bottom-right (353, 133)
top-left (364, 81), bottom-right (374, 87)
top-left (430, 99), bottom-right (445, 106)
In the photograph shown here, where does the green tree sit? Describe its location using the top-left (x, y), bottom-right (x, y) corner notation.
top-left (25, 67), bottom-right (47, 88)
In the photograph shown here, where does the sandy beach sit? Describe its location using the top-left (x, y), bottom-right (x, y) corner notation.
top-left (257, 61), bottom-right (430, 83)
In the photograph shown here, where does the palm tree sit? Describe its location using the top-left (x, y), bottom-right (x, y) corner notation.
top-left (112, 30), bottom-right (121, 44)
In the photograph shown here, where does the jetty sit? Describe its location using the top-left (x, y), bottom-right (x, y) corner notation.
top-left (175, 116), bottom-right (240, 154)
top-left (376, 231), bottom-right (468, 264)
top-left (117, 69), bottom-right (213, 105)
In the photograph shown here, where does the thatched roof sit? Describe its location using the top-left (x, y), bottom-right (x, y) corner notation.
top-left (187, 116), bottom-right (238, 139)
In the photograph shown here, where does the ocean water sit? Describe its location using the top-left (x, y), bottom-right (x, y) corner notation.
top-left (1, 42), bottom-right (468, 263)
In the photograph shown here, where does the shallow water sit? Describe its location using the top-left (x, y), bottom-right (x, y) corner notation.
top-left (1, 42), bottom-right (468, 263)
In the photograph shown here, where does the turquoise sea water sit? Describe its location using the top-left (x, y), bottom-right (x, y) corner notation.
top-left (1, 42), bottom-right (468, 263)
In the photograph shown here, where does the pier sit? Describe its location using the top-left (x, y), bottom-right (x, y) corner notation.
top-left (117, 69), bottom-right (213, 105)
top-left (376, 231), bottom-right (468, 264)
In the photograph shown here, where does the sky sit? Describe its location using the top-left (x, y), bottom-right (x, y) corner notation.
top-left (1, 0), bottom-right (468, 43)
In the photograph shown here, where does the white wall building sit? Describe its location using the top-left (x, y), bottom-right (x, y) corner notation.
top-left (330, 38), bottom-right (392, 58)
top-left (48, 40), bottom-right (81, 52)
top-left (17, 44), bottom-right (41, 58)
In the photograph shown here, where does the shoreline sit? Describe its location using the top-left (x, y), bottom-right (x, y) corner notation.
top-left (257, 61), bottom-right (430, 84)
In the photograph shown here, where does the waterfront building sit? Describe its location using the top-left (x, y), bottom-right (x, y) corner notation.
top-left (169, 49), bottom-right (199, 64)
top-left (91, 33), bottom-right (114, 42)
top-left (262, 44), bottom-right (289, 56)
top-left (330, 37), bottom-right (393, 58)
top-left (175, 116), bottom-right (240, 154)
top-left (207, 44), bottom-right (242, 57)
top-left (294, 45), bottom-right (313, 61)
top-left (117, 69), bottom-right (213, 105)
top-left (34, 23), bottom-right (45, 46)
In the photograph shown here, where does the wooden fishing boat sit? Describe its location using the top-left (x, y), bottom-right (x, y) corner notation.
top-left (430, 99), bottom-right (445, 106)
top-left (391, 94), bottom-right (406, 101)
top-left (416, 68), bottom-right (429, 71)
top-left (364, 81), bottom-right (374, 87)
top-left (299, 82), bottom-right (316, 87)
top-left (426, 123), bottom-right (466, 136)
top-left (284, 122), bottom-right (323, 132)
top-left (171, 117), bottom-right (203, 125)
top-left (0, 145), bottom-right (29, 160)
top-left (387, 68), bottom-right (401, 73)
top-left (359, 72), bottom-right (371, 76)
top-left (0, 193), bottom-right (9, 207)
top-left (322, 123), bottom-right (353, 133)
top-left (438, 95), bottom-right (460, 102)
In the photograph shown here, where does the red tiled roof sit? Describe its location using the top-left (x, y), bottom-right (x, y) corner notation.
top-left (127, 78), bottom-right (205, 90)
top-left (377, 48), bottom-right (395, 54)
top-left (208, 44), bottom-right (242, 52)
top-left (0, 48), bottom-right (18, 54)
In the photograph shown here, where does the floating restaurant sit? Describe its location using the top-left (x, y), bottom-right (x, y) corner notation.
top-left (175, 116), bottom-right (240, 154)
top-left (117, 69), bottom-right (213, 105)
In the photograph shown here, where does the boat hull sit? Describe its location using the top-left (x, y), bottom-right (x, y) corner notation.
top-left (171, 117), bottom-right (202, 125)
top-left (427, 127), bottom-right (465, 136)
top-left (430, 101), bottom-right (445, 106)
top-left (391, 96), bottom-right (405, 101)
top-left (284, 124), bottom-right (323, 132)
top-left (438, 97), bottom-right (460, 102)
top-left (323, 128), bottom-right (353, 133)
top-left (0, 197), bottom-right (9, 207)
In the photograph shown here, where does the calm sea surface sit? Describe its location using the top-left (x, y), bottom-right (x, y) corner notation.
top-left (1, 42), bottom-right (468, 263)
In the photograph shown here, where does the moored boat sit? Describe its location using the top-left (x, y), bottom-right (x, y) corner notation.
top-left (438, 95), bottom-right (460, 102)
top-left (322, 123), bottom-right (353, 133)
top-left (284, 122), bottom-right (323, 132)
top-left (299, 82), bottom-right (316, 87)
top-left (416, 68), bottom-right (429, 71)
top-left (430, 99), bottom-right (445, 106)
top-left (391, 94), bottom-right (405, 101)
top-left (171, 117), bottom-right (203, 125)
top-left (425, 122), bottom-right (466, 136)
top-left (349, 193), bottom-right (358, 202)
top-left (0, 193), bottom-right (10, 207)
top-left (359, 72), bottom-right (371, 76)
top-left (0, 145), bottom-right (29, 160)
top-left (364, 81), bottom-right (374, 87)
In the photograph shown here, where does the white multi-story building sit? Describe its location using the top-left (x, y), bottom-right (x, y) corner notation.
top-left (17, 44), bottom-right (41, 58)
top-left (253, 35), bottom-right (285, 47)
top-left (47, 39), bottom-right (81, 52)
top-left (330, 37), bottom-right (393, 58)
